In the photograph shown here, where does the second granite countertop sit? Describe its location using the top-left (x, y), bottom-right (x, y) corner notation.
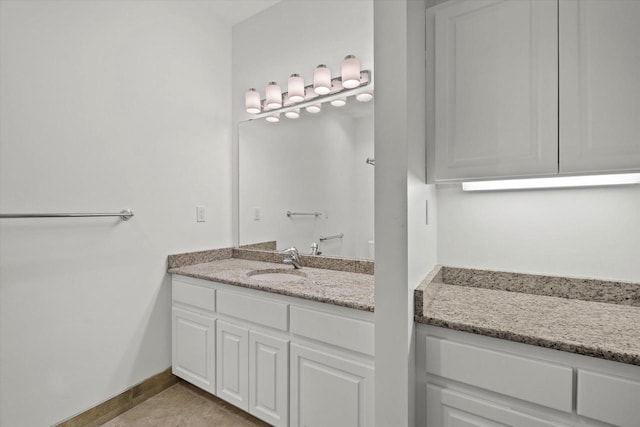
top-left (169, 257), bottom-right (374, 312)
top-left (415, 266), bottom-right (640, 366)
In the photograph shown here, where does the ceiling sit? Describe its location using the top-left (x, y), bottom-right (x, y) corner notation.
top-left (199, 0), bottom-right (282, 26)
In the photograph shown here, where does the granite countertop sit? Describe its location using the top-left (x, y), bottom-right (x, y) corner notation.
top-left (168, 248), bottom-right (639, 365)
top-left (415, 266), bottom-right (640, 366)
top-left (168, 248), bottom-right (374, 312)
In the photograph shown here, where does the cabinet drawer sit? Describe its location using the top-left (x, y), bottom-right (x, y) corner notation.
top-left (425, 337), bottom-right (573, 412)
top-left (290, 306), bottom-right (374, 356)
top-left (173, 280), bottom-right (216, 311)
top-left (217, 290), bottom-right (288, 331)
top-left (577, 369), bottom-right (640, 427)
top-left (428, 384), bottom-right (570, 427)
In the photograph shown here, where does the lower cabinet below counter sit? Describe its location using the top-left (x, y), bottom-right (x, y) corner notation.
top-left (290, 343), bottom-right (374, 427)
top-left (171, 274), bottom-right (375, 427)
top-left (416, 324), bottom-right (640, 427)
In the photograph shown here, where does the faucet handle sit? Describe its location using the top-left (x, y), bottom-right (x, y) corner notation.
top-left (281, 247), bottom-right (302, 269)
top-left (282, 247), bottom-right (299, 258)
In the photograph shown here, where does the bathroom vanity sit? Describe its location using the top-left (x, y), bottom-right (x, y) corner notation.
top-left (168, 247), bottom-right (374, 427)
top-left (169, 248), bottom-right (640, 427)
top-left (414, 266), bottom-right (640, 427)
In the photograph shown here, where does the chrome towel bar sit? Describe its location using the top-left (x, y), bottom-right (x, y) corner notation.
top-left (286, 210), bottom-right (321, 218)
top-left (0, 209), bottom-right (134, 221)
top-left (319, 233), bottom-right (344, 241)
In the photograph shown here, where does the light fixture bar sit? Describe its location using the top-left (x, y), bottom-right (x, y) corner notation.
top-left (250, 70), bottom-right (372, 120)
top-left (462, 173), bottom-right (640, 191)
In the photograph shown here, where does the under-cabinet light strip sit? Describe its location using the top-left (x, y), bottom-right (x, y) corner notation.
top-left (462, 173), bottom-right (640, 191)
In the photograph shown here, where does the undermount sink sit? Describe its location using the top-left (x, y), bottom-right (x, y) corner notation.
top-left (247, 269), bottom-right (307, 283)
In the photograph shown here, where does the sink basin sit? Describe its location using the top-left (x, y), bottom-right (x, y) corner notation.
top-left (247, 269), bottom-right (307, 283)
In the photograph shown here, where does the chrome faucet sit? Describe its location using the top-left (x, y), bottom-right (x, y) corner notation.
top-left (282, 247), bottom-right (301, 269)
top-left (309, 242), bottom-right (322, 256)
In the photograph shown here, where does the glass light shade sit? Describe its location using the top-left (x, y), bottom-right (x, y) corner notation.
top-left (313, 64), bottom-right (331, 95)
top-left (306, 103), bottom-right (321, 114)
top-left (356, 92), bottom-right (373, 102)
top-left (330, 97), bottom-right (347, 107)
top-left (287, 74), bottom-right (305, 103)
top-left (341, 55), bottom-right (361, 89)
top-left (265, 113), bottom-right (280, 123)
top-left (265, 82), bottom-right (282, 109)
top-left (245, 88), bottom-right (261, 114)
top-left (284, 109), bottom-right (300, 119)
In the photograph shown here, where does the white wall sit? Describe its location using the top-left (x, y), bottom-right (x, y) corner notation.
top-left (231, 0), bottom-right (374, 246)
top-left (437, 184), bottom-right (640, 282)
top-left (0, 1), bottom-right (233, 425)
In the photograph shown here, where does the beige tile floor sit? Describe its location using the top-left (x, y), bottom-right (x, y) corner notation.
top-left (100, 382), bottom-right (270, 427)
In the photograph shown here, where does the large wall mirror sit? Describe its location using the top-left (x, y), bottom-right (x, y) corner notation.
top-left (238, 100), bottom-right (374, 259)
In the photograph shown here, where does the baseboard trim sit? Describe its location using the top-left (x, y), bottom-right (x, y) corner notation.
top-left (56, 368), bottom-right (178, 427)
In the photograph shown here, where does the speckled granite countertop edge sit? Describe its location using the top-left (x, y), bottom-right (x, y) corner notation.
top-left (415, 266), bottom-right (640, 366)
top-left (171, 268), bottom-right (374, 312)
top-left (168, 257), bottom-right (374, 312)
top-left (415, 314), bottom-right (639, 366)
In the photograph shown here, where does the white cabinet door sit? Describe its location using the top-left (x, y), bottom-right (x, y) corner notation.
top-left (290, 343), bottom-right (374, 427)
top-left (249, 330), bottom-right (289, 427)
top-left (427, 385), bottom-right (570, 427)
top-left (172, 307), bottom-right (215, 394)
top-left (434, 0), bottom-right (558, 181)
top-left (559, 0), bottom-right (640, 174)
top-left (216, 320), bottom-right (249, 410)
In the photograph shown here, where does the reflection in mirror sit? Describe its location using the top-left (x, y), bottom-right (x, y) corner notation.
top-left (239, 100), bottom-right (374, 259)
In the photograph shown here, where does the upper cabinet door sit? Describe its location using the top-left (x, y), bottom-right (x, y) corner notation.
top-left (559, 0), bottom-right (640, 174)
top-left (434, 0), bottom-right (558, 181)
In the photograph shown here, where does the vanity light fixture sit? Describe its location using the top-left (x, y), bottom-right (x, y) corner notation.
top-left (243, 55), bottom-right (372, 122)
top-left (284, 108), bottom-right (300, 119)
top-left (306, 103), bottom-right (321, 114)
top-left (265, 112), bottom-right (280, 123)
top-left (245, 88), bottom-right (261, 114)
top-left (356, 92), bottom-right (373, 102)
top-left (313, 64), bottom-right (332, 95)
top-left (462, 173), bottom-right (640, 191)
top-left (265, 82), bottom-right (282, 109)
top-left (341, 55), bottom-right (361, 89)
top-left (287, 74), bottom-right (305, 103)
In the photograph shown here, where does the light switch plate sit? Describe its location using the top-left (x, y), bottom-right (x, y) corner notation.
top-left (196, 206), bottom-right (206, 222)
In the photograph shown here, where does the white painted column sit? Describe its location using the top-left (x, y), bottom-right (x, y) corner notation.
top-left (374, 1), bottom-right (432, 426)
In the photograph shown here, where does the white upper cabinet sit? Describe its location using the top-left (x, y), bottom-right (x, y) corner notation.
top-left (559, 0), bottom-right (640, 174)
top-left (434, 0), bottom-right (559, 181)
top-left (432, 0), bottom-right (640, 181)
